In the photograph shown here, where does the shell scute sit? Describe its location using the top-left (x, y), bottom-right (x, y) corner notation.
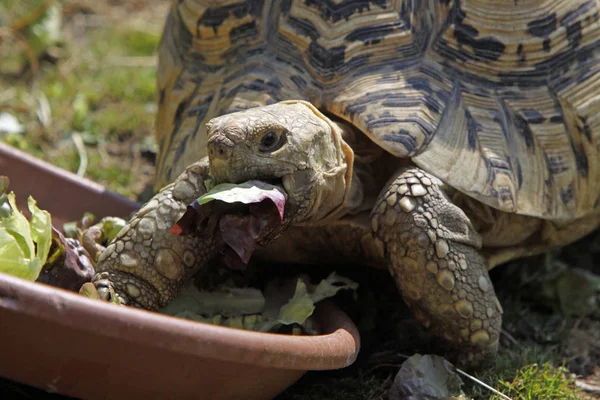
top-left (156, 0), bottom-right (600, 219)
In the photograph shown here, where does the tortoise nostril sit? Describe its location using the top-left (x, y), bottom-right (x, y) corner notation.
top-left (208, 137), bottom-right (233, 160)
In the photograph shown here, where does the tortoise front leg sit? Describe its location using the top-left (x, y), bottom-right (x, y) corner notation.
top-left (88, 159), bottom-right (216, 310)
top-left (371, 167), bottom-right (503, 368)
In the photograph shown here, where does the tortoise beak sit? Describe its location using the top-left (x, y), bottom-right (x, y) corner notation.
top-left (207, 135), bottom-right (233, 161)
top-left (207, 135), bottom-right (235, 183)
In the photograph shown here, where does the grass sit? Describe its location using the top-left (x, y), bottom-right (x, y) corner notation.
top-left (474, 346), bottom-right (577, 400)
top-left (2, 1), bottom-right (599, 399)
top-left (492, 362), bottom-right (578, 400)
top-left (1, 0), bottom-right (161, 199)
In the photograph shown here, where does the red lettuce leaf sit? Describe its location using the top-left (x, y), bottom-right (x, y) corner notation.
top-left (36, 228), bottom-right (95, 292)
top-left (171, 181), bottom-right (287, 269)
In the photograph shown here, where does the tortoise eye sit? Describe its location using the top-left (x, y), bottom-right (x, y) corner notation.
top-left (259, 130), bottom-right (282, 152)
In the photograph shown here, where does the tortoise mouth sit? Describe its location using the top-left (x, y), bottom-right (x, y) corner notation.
top-left (263, 177), bottom-right (283, 186)
top-left (263, 177), bottom-right (288, 195)
top-left (266, 175), bottom-right (300, 221)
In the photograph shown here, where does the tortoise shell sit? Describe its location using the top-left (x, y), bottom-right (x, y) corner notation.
top-left (155, 0), bottom-right (600, 220)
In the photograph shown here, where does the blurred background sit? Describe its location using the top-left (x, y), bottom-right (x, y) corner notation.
top-left (1, 0), bottom-right (169, 200)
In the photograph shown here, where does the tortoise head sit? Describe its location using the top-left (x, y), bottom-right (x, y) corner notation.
top-left (206, 100), bottom-right (353, 224)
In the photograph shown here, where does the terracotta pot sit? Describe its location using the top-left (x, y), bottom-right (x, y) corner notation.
top-left (0, 143), bottom-right (361, 399)
top-left (0, 142), bottom-right (140, 229)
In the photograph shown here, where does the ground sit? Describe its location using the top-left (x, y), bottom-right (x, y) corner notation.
top-left (1, 1), bottom-right (599, 399)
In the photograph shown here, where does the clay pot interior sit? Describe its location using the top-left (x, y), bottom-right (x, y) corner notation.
top-left (0, 143), bottom-right (361, 400)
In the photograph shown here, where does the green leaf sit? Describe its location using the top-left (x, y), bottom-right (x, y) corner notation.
top-left (1, 192), bottom-right (35, 261)
top-left (28, 196), bottom-right (52, 267)
top-left (275, 273), bottom-right (359, 327)
top-left (0, 228), bottom-right (29, 279)
top-left (277, 279), bottom-right (315, 326)
top-left (99, 217), bottom-right (127, 242)
top-left (62, 221), bottom-right (79, 239)
top-left (159, 283), bottom-right (265, 317)
top-left (160, 271), bottom-right (358, 334)
top-left (196, 180), bottom-right (286, 220)
top-left (311, 272), bottom-right (360, 303)
top-left (0, 192), bottom-right (53, 281)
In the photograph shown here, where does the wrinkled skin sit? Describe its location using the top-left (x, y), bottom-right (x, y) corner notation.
top-left (86, 101), bottom-right (599, 368)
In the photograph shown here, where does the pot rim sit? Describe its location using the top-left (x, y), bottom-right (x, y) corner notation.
top-left (0, 272), bottom-right (360, 371)
top-left (0, 142), bottom-right (360, 372)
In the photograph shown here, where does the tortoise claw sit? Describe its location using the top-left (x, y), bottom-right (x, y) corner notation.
top-left (79, 279), bottom-right (122, 305)
top-left (79, 282), bottom-right (100, 300)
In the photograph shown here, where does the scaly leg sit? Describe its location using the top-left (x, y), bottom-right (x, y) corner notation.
top-left (371, 166), bottom-right (503, 367)
top-left (89, 159), bottom-right (216, 309)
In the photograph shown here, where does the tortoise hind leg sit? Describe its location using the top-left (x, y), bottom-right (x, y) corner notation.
top-left (371, 166), bottom-right (502, 368)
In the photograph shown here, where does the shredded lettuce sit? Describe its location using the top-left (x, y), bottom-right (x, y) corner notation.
top-left (160, 272), bottom-right (358, 334)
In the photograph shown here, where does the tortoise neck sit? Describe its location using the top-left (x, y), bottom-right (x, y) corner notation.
top-left (300, 119), bottom-right (368, 224)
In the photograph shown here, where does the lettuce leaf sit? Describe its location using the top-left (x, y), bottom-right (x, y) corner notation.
top-left (195, 181), bottom-right (286, 220)
top-left (171, 180), bottom-right (287, 269)
top-left (0, 192), bottom-right (52, 281)
top-left (161, 271), bottom-right (358, 335)
top-left (277, 279), bottom-right (315, 326)
top-left (274, 272), bottom-right (359, 330)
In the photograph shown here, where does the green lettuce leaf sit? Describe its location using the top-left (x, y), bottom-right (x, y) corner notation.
top-left (277, 279), bottom-right (315, 326)
top-left (28, 196), bottom-right (52, 267)
top-left (195, 180), bottom-right (286, 220)
top-left (275, 272), bottom-right (359, 328)
top-left (160, 283), bottom-right (265, 317)
top-left (311, 272), bottom-right (360, 303)
top-left (0, 228), bottom-right (31, 278)
top-left (161, 271), bottom-right (359, 335)
top-left (0, 192), bottom-right (52, 281)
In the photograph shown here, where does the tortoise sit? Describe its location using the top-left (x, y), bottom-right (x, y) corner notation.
top-left (87, 0), bottom-right (600, 367)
